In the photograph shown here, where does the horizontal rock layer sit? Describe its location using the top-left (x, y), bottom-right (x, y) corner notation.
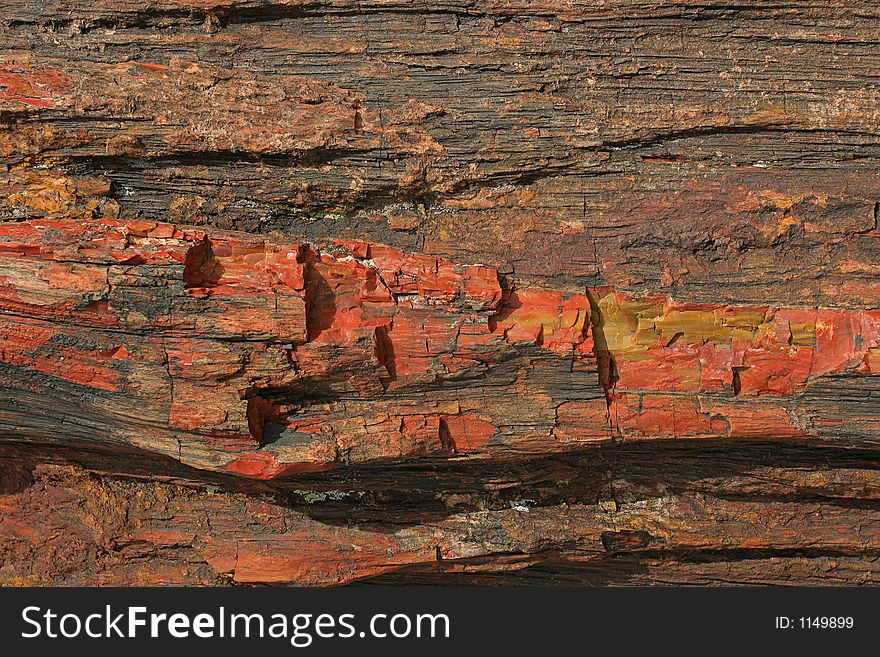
top-left (1, 0), bottom-right (879, 585)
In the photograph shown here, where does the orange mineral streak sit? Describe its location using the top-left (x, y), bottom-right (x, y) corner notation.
top-left (555, 393), bottom-right (805, 443)
top-left (0, 317), bottom-right (123, 392)
top-left (225, 452), bottom-right (335, 480)
top-left (0, 63), bottom-right (73, 109)
top-left (440, 413), bottom-right (497, 452)
top-left (200, 529), bottom-right (426, 585)
top-left (297, 241), bottom-right (505, 381)
top-left (490, 286), bottom-right (592, 352)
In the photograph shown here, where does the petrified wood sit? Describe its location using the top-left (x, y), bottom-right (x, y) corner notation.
top-left (0, 1), bottom-right (878, 585)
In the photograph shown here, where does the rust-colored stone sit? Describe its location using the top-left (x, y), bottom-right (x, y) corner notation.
top-left (2, 1), bottom-right (879, 586)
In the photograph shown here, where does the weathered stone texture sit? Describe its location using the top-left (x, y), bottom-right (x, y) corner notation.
top-left (1, 1), bottom-right (878, 585)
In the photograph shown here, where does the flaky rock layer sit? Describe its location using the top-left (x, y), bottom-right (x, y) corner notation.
top-left (1, 0), bottom-right (878, 585)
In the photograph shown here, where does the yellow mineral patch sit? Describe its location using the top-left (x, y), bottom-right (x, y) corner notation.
top-left (867, 348), bottom-right (880, 372)
top-left (788, 321), bottom-right (817, 347)
top-left (593, 292), bottom-right (773, 352)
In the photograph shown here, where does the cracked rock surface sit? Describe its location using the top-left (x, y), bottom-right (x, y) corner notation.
top-left (1, 1), bottom-right (879, 585)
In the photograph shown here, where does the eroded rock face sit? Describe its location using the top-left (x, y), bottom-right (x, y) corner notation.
top-left (1, 218), bottom-right (516, 476)
top-left (3, 218), bottom-right (879, 480)
top-left (1, 460), bottom-right (877, 586)
top-left (1, 1), bottom-right (879, 585)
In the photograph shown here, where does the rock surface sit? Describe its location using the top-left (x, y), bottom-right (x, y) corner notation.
top-left (0, 1), bottom-right (878, 585)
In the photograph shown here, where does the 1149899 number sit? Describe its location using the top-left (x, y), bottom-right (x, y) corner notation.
top-left (800, 617), bottom-right (854, 629)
